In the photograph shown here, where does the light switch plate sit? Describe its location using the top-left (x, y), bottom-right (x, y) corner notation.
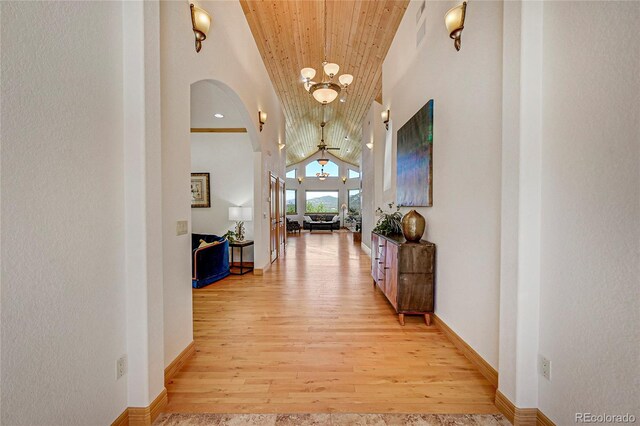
top-left (176, 220), bottom-right (188, 236)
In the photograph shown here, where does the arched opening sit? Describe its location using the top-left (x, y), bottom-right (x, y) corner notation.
top-left (189, 79), bottom-right (260, 287)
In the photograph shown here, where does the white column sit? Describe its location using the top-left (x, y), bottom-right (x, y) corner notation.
top-left (122, 0), bottom-right (165, 407)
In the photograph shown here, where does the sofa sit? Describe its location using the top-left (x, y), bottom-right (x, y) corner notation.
top-left (302, 213), bottom-right (340, 230)
top-left (191, 233), bottom-right (230, 288)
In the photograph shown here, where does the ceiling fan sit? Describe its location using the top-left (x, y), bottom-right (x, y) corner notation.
top-left (317, 121), bottom-right (340, 153)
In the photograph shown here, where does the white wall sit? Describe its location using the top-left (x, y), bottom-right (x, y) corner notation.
top-left (380, 0), bottom-right (503, 368)
top-left (285, 151), bottom-right (360, 227)
top-left (536, 1), bottom-right (640, 422)
top-left (360, 102), bottom-right (385, 249)
top-left (1, 1), bottom-right (129, 423)
top-left (160, 0), bottom-right (285, 367)
top-left (191, 133), bottom-right (255, 260)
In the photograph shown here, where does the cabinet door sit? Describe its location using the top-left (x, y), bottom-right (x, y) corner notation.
top-left (384, 242), bottom-right (398, 309)
top-left (371, 233), bottom-right (379, 281)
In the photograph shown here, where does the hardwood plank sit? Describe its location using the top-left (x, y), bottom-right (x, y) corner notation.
top-left (165, 232), bottom-right (498, 414)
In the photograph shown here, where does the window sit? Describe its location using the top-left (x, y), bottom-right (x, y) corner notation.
top-left (286, 169), bottom-right (296, 179)
top-left (348, 169), bottom-right (360, 179)
top-left (348, 189), bottom-right (361, 212)
top-left (305, 190), bottom-right (339, 213)
top-left (306, 160), bottom-right (339, 177)
top-left (286, 189), bottom-right (297, 214)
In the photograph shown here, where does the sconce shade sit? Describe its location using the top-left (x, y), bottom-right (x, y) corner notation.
top-left (310, 82), bottom-right (341, 104)
top-left (323, 62), bottom-right (340, 77)
top-left (338, 74), bottom-right (354, 87)
top-left (297, 177), bottom-right (303, 184)
top-left (366, 142), bottom-right (374, 150)
top-left (381, 109), bottom-right (390, 130)
top-left (301, 68), bottom-right (316, 81)
top-left (190, 4), bottom-right (211, 53)
top-left (342, 177), bottom-right (347, 184)
top-left (229, 206), bottom-right (252, 222)
top-left (445, 2), bottom-right (466, 51)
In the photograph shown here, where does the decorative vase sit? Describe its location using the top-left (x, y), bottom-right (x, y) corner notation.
top-left (402, 210), bottom-right (426, 242)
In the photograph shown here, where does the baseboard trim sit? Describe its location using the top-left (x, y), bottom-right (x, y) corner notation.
top-left (164, 341), bottom-right (195, 386)
top-left (254, 261), bottom-right (272, 275)
top-left (536, 409), bottom-right (555, 426)
top-left (495, 390), bottom-right (515, 424)
top-left (111, 409), bottom-right (129, 426)
top-left (432, 314), bottom-right (498, 387)
top-left (128, 388), bottom-right (167, 426)
top-left (111, 388), bottom-right (167, 426)
top-left (495, 390), bottom-right (556, 426)
top-left (360, 242), bottom-right (372, 256)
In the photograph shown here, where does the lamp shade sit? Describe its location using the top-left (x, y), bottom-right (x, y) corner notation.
top-left (317, 158), bottom-right (329, 166)
top-left (229, 206), bottom-right (252, 221)
top-left (445, 2), bottom-right (466, 35)
top-left (191, 4), bottom-right (211, 37)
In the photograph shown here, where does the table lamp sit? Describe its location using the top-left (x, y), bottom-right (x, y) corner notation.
top-left (229, 206), bottom-right (252, 241)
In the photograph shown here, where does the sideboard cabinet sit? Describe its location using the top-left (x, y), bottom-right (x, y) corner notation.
top-left (371, 232), bottom-right (436, 325)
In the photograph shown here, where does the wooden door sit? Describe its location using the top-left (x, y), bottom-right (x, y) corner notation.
top-left (269, 173), bottom-right (278, 263)
top-left (278, 178), bottom-right (286, 253)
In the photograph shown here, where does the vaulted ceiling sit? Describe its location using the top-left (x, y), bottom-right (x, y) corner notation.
top-left (240, 0), bottom-right (409, 166)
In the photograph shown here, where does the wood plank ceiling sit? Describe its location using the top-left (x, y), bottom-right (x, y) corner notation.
top-left (240, 0), bottom-right (409, 166)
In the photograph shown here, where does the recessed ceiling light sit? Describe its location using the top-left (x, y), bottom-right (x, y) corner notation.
top-left (214, 113), bottom-right (224, 118)
top-left (344, 136), bottom-right (349, 139)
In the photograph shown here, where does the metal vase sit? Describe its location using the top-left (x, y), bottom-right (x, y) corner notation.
top-left (401, 210), bottom-right (426, 242)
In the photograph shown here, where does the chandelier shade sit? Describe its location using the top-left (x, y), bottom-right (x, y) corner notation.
top-left (309, 82), bottom-right (341, 104)
top-left (301, 67), bottom-right (316, 81)
top-left (323, 62), bottom-right (340, 77)
top-left (338, 74), bottom-right (353, 87)
top-left (317, 158), bottom-right (329, 166)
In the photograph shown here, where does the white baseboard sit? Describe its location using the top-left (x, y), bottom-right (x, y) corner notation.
top-left (360, 242), bottom-right (371, 257)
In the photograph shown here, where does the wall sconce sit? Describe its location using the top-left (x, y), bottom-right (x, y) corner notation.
top-left (190, 4), bottom-right (211, 53)
top-left (342, 177), bottom-right (347, 184)
top-left (381, 109), bottom-right (390, 130)
top-left (366, 142), bottom-right (374, 150)
top-left (445, 1), bottom-right (467, 51)
top-left (297, 177), bottom-right (303, 185)
top-left (258, 111), bottom-right (267, 132)
top-left (278, 143), bottom-right (286, 150)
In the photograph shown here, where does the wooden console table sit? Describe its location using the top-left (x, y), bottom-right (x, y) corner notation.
top-left (371, 232), bottom-right (435, 326)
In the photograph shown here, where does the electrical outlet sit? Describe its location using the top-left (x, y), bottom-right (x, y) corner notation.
top-left (176, 220), bottom-right (188, 236)
top-left (116, 355), bottom-right (127, 380)
top-left (540, 355), bottom-right (551, 380)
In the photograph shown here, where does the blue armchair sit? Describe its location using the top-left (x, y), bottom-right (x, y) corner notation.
top-left (191, 233), bottom-right (230, 288)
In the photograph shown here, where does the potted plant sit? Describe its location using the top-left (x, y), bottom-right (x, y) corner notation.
top-left (373, 203), bottom-right (403, 236)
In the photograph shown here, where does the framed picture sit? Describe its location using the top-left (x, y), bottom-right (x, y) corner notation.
top-left (397, 99), bottom-right (434, 207)
top-left (191, 173), bottom-right (210, 208)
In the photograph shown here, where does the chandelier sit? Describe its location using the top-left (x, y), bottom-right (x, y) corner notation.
top-left (317, 167), bottom-right (330, 181)
top-left (300, 0), bottom-right (353, 104)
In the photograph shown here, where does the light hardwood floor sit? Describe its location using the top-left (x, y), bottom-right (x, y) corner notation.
top-left (165, 231), bottom-right (498, 414)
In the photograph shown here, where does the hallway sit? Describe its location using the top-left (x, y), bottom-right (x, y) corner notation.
top-left (165, 232), bottom-right (498, 414)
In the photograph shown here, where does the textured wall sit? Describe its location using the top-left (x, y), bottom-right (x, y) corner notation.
top-left (1, 2), bottom-right (127, 424)
top-left (537, 1), bottom-right (640, 422)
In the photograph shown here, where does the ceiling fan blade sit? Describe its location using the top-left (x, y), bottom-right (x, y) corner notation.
top-left (326, 147), bottom-right (340, 150)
